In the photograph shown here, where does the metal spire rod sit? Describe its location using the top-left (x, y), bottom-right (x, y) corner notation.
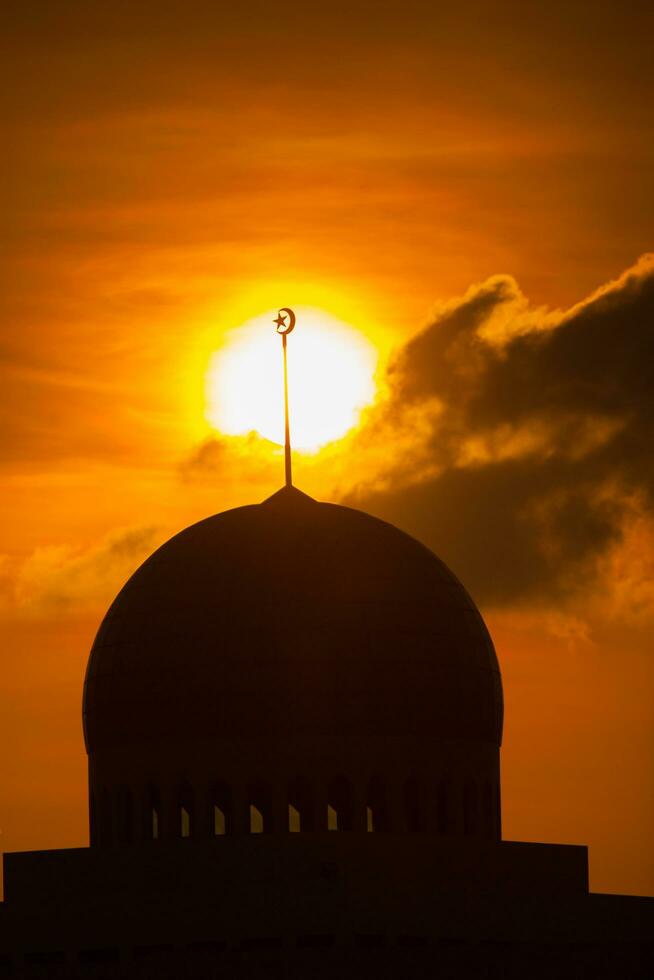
top-left (273, 308), bottom-right (296, 487)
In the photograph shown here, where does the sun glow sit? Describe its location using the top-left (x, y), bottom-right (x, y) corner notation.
top-left (206, 309), bottom-right (377, 451)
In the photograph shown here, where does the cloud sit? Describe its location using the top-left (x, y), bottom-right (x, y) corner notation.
top-left (344, 255), bottom-right (654, 611)
top-left (179, 432), bottom-right (280, 485)
top-left (1, 525), bottom-right (159, 616)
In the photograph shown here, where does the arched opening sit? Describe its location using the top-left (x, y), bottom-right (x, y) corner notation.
top-left (327, 776), bottom-right (353, 831)
top-left (366, 775), bottom-right (390, 832)
top-left (287, 777), bottom-right (314, 833)
top-left (463, 780), bottom-right (478, 836)
top-left (403, 778), bottom-right (426, 833)
top-left (146, 786), bottom-right (161, 841)
top-left (116, 786), bottom-right (133, 845)
top-left (437, 779), bottom-right (455, 835)
top-left (248, 780), bottom-right (273, 834)
top-left (211, 781), bottom-right (232, 836)
top-left (250, 804), bottom-right (264, 833)
top-left (482, 781), bottom-right (494, 839)
top-left (178, 783), bottom-right (195, 839)
top-left (214, 805), bottom-right (226, 835)
top-left (288, 803), bottom-right (301, 833)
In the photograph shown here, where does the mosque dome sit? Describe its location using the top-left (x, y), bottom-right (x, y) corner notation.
top-left (83, 486), bottom-right (503, 753)
top-left (83, 485), bottom-right (503, 847)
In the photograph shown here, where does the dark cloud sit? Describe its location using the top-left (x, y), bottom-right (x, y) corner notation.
top-left (345, 256), bottom-right (654, 607)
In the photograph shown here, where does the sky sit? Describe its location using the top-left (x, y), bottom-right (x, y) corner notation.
top-left (1, 1), bottom-right (653, 896)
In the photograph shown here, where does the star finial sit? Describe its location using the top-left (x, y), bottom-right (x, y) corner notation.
top-left (274, 307), bottom-right (296, 336)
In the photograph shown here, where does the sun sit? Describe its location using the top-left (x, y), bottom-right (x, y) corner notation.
top-left (206, 308), bottom-right (377, 451)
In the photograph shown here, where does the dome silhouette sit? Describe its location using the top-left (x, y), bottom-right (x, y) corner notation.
top-left (82, 485), bottom-right (503, 847)
top-left (83, 485), bottom-right (503, 753)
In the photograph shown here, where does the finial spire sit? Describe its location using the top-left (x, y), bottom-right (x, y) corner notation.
top-left (273, 307), bottom-right (296, 487)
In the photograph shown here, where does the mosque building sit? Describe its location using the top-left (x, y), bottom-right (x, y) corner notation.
top-left (0, 313), bottom-right (652, 977)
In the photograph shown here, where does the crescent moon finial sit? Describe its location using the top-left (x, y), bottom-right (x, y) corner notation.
top-left (274, 307), bottom-right (296, 336)
top-left (274, 307), bottom-right (296, 487)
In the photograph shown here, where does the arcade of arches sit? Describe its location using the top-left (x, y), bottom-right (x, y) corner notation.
top-left (94, 774), bottom-right (499, 847)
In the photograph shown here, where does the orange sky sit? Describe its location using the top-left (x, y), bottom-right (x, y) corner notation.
top-left (1, 1), bottom-right (653, 897)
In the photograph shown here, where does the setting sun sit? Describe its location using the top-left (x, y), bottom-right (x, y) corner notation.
top-left (206, 308), bottom-right (377, 451)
